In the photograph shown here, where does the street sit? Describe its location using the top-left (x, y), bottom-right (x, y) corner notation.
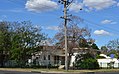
top-left (0, 70), bottom-right (41, 74)
top-left (1, 71), bottom-right (119, 74)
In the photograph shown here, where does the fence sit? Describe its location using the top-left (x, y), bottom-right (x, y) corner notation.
top-left (99, 62), bottom-right (119, 69)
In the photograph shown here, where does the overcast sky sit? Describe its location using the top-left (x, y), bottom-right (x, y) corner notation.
top-left (0, 0), bottom-right (119, 47)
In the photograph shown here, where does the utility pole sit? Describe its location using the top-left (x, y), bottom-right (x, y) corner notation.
top-left (64, 0), bottom-right (68, 71)
top-left (58, 0), bottom-right (74, 71)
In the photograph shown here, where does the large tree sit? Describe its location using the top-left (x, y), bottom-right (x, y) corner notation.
top-left (0, 22), bottom-right (11, 67)
top-left (10, 21), bottom-right (46, 66)
top-left (54, 23), bottom-right (95, 67)
top-left (106, 39), bottom-right (119, 50)
top-left (100, 46), bottom-right (108, 54)
top-left (0, 21), bottom-right (46, 67)
top-left (101, 39), bottom-right (119, 58)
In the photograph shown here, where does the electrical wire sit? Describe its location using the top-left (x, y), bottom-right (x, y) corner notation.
top-left (6, 0), bottom-right (25, 6)
top-left (80, 17), bottom-right (119, 35)
top-left (5, 0), bottom-right (119, 34)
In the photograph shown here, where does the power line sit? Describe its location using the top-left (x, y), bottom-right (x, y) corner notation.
top-left (7, 0), bottom-right (119, 35)
top-left (7, 0), bottom-right (26, 4)
top-left (83, 19), bottom-right (119, 35)
top-left (6, 0), bottom-right (24, 6)
top-left (69, 15), bottom-right (119, 35)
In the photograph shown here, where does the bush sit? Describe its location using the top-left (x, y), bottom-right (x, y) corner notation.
top-left (78, 58), bottom-right (99, 69)
top-left (29, 65), bottom-right (59, 69)
top-left (96, 55), bottom-right (106, 59)
top-left (74, 53), bottom-right (99, 69)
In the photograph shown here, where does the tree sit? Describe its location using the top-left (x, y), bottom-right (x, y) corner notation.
top-left (0, 21), bottom-right (46, 67)
top-left (9, 21), bottom-right (46, 67)
top-left (100, 39), bottom-right (119, 58)
top-left (91, 43), bottom-right (99, 50)
top-left (0, 21), bottom-right (11, 67)
top-left (54, 23), bottom-right (93, 67)
top-left (107, 50), bottom-right (118, 58)
top-left (106, 39), bottom-right (119, 50)
top-left (100, 46), bottom-right (108, 54)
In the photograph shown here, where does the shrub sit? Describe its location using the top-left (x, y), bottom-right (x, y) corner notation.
top-left (74, 53), bottom-right (99, 69)
top-left (96, 55), bottom-right (106, 59)
top-left (79, 58), bottom-right (99, 69)
top-left (30, 65), bottom-right (59, 69)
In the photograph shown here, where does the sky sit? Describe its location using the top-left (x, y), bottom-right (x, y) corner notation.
top-left (0, 0), bottom-right (119, 48)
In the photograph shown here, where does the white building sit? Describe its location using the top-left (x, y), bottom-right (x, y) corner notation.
top-left (97, 54), bottom-right (119, 68)
top-left (30, 46), bottom-right (65, 66)
top-left (29, 45), bottom-right (100, 68)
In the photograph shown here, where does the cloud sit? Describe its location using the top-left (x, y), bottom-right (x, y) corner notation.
top-left (83, 0), bottom-right (117, 10)
top-left (117, 3), bottom-right (119, 6)
top-left (34, 25), bottom-right (41, 29)
top-left (69, 0), bottom-right (117, 12)
top-left (101, 19), bottom-right (117, 24)
top-left (45, 26), bottom-right (59, 31)
top-left (0, 9), bottom-right (24, 13)
top-left (69, 2), bottom-right (83, 12)
top-left (25, 0), bottom-right (58, 13)
top-left (94, 30), bottom-right (111, 35)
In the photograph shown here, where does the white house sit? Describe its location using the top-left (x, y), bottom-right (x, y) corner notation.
top-left (29, 44), bottom-right (102, 68)
top-left (97, 54), bottom-right (119, 68)
top-left (29, 46), bottom-right (65, 66)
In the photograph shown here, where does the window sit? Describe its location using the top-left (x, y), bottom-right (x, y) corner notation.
top-left (44, 56), bottom-right (46, 60)
top-left (48, 55), bottom-right (50, 60)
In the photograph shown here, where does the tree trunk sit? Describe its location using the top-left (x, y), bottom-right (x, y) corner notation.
top-left (0, 51), bottom-right (5, 67)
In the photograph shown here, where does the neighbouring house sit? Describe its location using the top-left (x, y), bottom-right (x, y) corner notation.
top-left (97, 54), bottom-right (119, 68)
top-left (29, 45), bottom-right (98, 67)
top-left (29, 46), bottom-right (65, 66)
top-left (30, 45), bottom-right (119, 68)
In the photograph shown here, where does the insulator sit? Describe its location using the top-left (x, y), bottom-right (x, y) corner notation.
top-left (58, 1), bottom-right (61, 3)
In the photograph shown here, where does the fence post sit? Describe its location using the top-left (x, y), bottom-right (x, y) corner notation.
top-left (118, 63), bottom-right (119, 69)
top-left (100, 62), bottom-right (102, 69)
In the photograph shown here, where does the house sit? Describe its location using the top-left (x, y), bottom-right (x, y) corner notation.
top-left (29, 44), bottom-right (98, 67)
top-left (97, 54), bottom-right (119, 68)
top-left (29, 46), bottom-right (65, 66)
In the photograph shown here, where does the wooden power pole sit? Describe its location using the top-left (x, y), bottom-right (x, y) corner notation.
top-left (58, 0), bottom-right (74, 71)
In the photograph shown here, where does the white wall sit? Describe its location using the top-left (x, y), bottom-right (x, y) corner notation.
top-left (97, 58), bottom-right (119, 68)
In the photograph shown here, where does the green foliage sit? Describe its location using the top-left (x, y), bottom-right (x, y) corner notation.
top-left (96, 55), bottom-right (106, 59)
top-left (0, 22), bottom-right (11, 67)
top-left (91, 43), bottom-right (99, 50)
top-left (10, 21), bottom-right (46, 65)
top-left (100, 46), bottom-right (108, 54)
top-left (74, 53), bottom-right (99, 69)
top-left (0, 21), bottom-right (46, 67)
top-left (27, 65), bottom-right (59, 69)
top-left (101, 39), bottom-right (119, 58)
top-left (78, 38), bottom-right (89, 48)
top-left (107, 50), bottom-right (118, 58)
top-left (78, 58), bottom-right (99, 69)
